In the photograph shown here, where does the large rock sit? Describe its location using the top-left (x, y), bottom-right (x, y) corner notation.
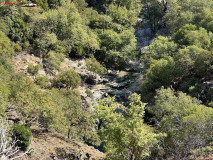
top-left (80, 74), bottom-right (96, 85)
top-left (125, 60), bottom-right (143, 72)
top-left (29, 133), bottom-right (105, 160)
top-left (107, 81), bottom-right (129, 89)
top-left (107, 89), bottom-right (129, 98)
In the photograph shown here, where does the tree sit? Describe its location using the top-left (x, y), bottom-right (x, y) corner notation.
top-left (95, 93), bottom-right (163, 160)
top-left (98, 29), bottom-right (137, 69)
top-left (148, 88), bottom-right (213, 159)
top-left (174, 45), bottom-right (212, 78)
top-left (50, 89), bottom-right (100, 145)
top-left (8, 18), bottom-right (32, 47)
top-left (54, 70), bottom-right (81, 89)
top-left (174, 24), bottom-right (211, 49)
top-left (173, 24), bottom-right (197, 46)
top-left (36, 0), bottom-right (49, 10)
top-left (142, 0), bottom-right (164, 30)
top-left (143, 36), bottom-right (178, 60)
top-left (164, 0), bottom-right (213, 33)
top-left (43, 2), bottom-right (100, 56)
top-left (35, 32), bottom-right (58, 57)
top-left (106, 4), bottom-right (138, 27)
top-left (141, 57), bottom-right (175, 98)
top-left (87, 0), bottom-right (141, 13)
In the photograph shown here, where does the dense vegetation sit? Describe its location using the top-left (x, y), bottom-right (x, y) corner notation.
top-left (0, 0), bottom-right (213, 159)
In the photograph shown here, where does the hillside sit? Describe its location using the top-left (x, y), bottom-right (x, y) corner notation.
top-left (1, 0), bottom-right (213, 160)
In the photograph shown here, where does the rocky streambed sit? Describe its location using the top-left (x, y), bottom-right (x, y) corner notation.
top-left (61, 18), bottom-right (156, 106)
top-left (61, 58), bottom-right (143, 106)
top-left (13, 18), bottom-right (157, 107)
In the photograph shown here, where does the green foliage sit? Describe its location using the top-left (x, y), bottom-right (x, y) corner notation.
top-left (54, 70), bottom-right (81, 89)
top-left (87, 0), bottom-right (141, 13)
top-left (44, 51), bottom-right (64, 71)
top-left (0, 19), bottom-right (9, 35)
top-left (190, 146), bottom-right (213, 159)
top-left (13, 124), bottom-right (32, 151)
top-left (13, 77), bottom-right (64, 127)
top-left (175, 46), bottom-right (213, 78)
top-left (36, 76), bottom-right (49, 88)
top-left (174, 24), bottom-right (212, 49)
top-left (98, 29), bottom-right (137, 69)
top-left (0, 95), bottom-right (9, 116)
top-left (0, 31), bottom-right (14, 58)
top-left (147, 58), bottom-right (175, 85)
top-left (51, 89), bottom-right (100, 144)
top-left (148, 88), bottom-right (213, 158)
top-left (42, 3), bottom-right (100, 56)
top-left (35, 32), bottom-right (58, 56)
top-left (200, 12), bottom-right (213, 32)
top-left (142, 0), bottom-right (164, 30)
top-left (142, 57), bottom-right (175, 99)
top-left (8, 18), bottom-right (33, 47)
top-left (27, 64), bottom-right (40, 75)
top-left (95, 93), bottom-right (163, 159)
top-left (143, 36), bottom-right (178, 60)
top-left (86, 57), bottom-right (107, 75)
top-left (14, 44), bottom-right (22, 52)
top-left (47, 0), bottom-right (61, 8)
top-left (164, 0), bottom-right (213, 33)
top-left (106, 4), bottom-right (138, 27)
top-left (86, 89), bottom-right (94, 98)
top-left (36, 0), bottom-right (49, 10)
top-left (141, 25), bottom-right (213, 102)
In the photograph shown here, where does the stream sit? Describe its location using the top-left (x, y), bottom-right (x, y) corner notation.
top-left (87, 18), bottom-right (155, 106)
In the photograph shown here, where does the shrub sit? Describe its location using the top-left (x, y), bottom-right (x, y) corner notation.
top-left (0, 31), bottom-right (14, 58)
top-left (13, 124), bottom-right (32, 151)
top-left (44, 51), bottom-right (65, 71)
top-left (36, 76), bottom-right (49, 88)
top-left (86, 89), bottom-right (94, 98)
top-left (27, 64), bottom-right (40, 75)
top-left (86, 57), bottom-right (107, 75)
top-left (54, 69), bottom-right (81, 89)
top-left (0, 117), bottom-right (31, 159)
top-left (14, 44), bottom-right (22, 52)
top-left (23, 41), bottom-right (30, 49)
top-left (190, 146), bottom-right (213, 159)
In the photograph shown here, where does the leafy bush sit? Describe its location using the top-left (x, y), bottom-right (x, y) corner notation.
top-left (44, 51), bottom-right (64, 71)
top-left (190, 146), bottom-right (213, 159)
top-left (54, 70), bottom-right (81, 89)
top-left (27, 64), bottom-right (40, 75)
top-left (12, 124), bottom-right (32, 151)
top-left (36, 76), bottom-right (49, 88)
top-left (0, 31), bottom-right (14, 58)
top-left (86, 57), bottom-right (107, 75)
top-left (14, 44), bottom-right (22, 52)
top-left (174, 24), bottom-right (211, 49)
top-left (86, 88), bottom-right (94, 98)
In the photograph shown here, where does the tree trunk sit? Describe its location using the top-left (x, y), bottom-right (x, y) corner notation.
top-left (68, 128), bottom-right (71, 139)
top-left (129, 147), bottom-right (135, 160)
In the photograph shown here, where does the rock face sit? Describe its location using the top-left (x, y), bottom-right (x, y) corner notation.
top-left (135, 18), bottom-right (153, 49)
top-left (60, 58), bottom-right (143, 105)
top-left (24, 131), bottom-right (105, 160)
